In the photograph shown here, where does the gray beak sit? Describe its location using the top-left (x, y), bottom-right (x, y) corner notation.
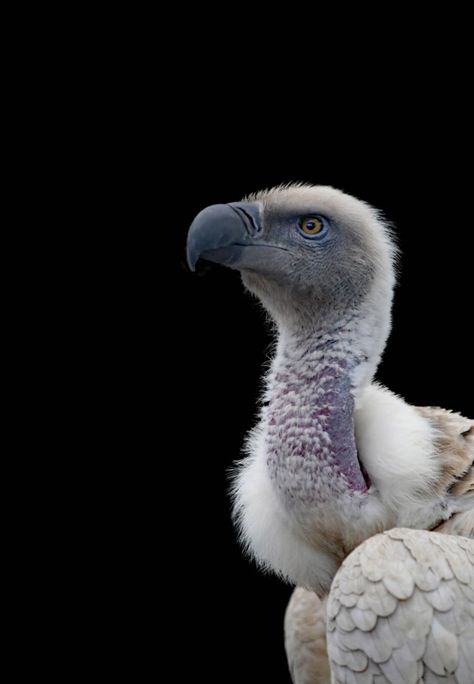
top-left (186, 202), bottom-right (262, 271)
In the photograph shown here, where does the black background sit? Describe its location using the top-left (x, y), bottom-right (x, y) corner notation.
top-left (169, 133), bottom-right (472, 682)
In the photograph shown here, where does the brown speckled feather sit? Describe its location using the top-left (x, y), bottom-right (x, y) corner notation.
top-left (417, 406), bottom-right (474, 536)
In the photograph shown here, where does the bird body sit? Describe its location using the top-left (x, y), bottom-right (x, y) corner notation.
top-left (186, 184), bottom-right (473, 683)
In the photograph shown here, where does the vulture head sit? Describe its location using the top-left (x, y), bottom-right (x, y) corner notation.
top-left (187, 184), bottom-right (473, 593)
top-left (188, 186), bottom-right (393, 325)
top-left (188, 185), bottom-right (394, 393)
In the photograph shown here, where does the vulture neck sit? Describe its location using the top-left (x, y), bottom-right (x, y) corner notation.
top-left (265, 307), bottom-right (387, 503)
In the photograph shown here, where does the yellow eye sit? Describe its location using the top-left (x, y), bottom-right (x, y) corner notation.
top-left (300, 216), bottom-right (324, 235)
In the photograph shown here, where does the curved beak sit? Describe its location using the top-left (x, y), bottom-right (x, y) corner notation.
top-left (186, 202), bottom-right (262, 271)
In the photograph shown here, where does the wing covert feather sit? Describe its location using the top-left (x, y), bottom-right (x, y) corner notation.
top-left (326, 528), bottom-right (474, 684)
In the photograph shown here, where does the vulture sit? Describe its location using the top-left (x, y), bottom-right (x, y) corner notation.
top-left (186, 184), bottom-right (474, 684)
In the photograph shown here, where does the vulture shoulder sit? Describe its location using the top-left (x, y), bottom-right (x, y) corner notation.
top-left (326, 528), bottom-right (474, 684)
top-left (355, 385), bottom-right (473, 532)
top-left (417, 405), bottom-right (473, 536)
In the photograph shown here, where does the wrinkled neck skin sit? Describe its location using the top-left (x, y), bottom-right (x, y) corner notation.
top-left (266, 319), bottom-right (367, 505)
top-left (245, 275), bottom-right (393, 544)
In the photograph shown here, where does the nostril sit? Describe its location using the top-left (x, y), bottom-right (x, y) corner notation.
top-left (229, 206), bottom-right (255, 236)
top-left (228, 204), bottom-right (262, 236)
top-left (239, 207), bottom-right (262, 234)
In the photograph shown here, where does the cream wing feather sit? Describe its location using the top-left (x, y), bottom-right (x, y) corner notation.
top-left (285, 590), bottom-right (330, 684)
top-left (327, 528), bottom-right (474, 684)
